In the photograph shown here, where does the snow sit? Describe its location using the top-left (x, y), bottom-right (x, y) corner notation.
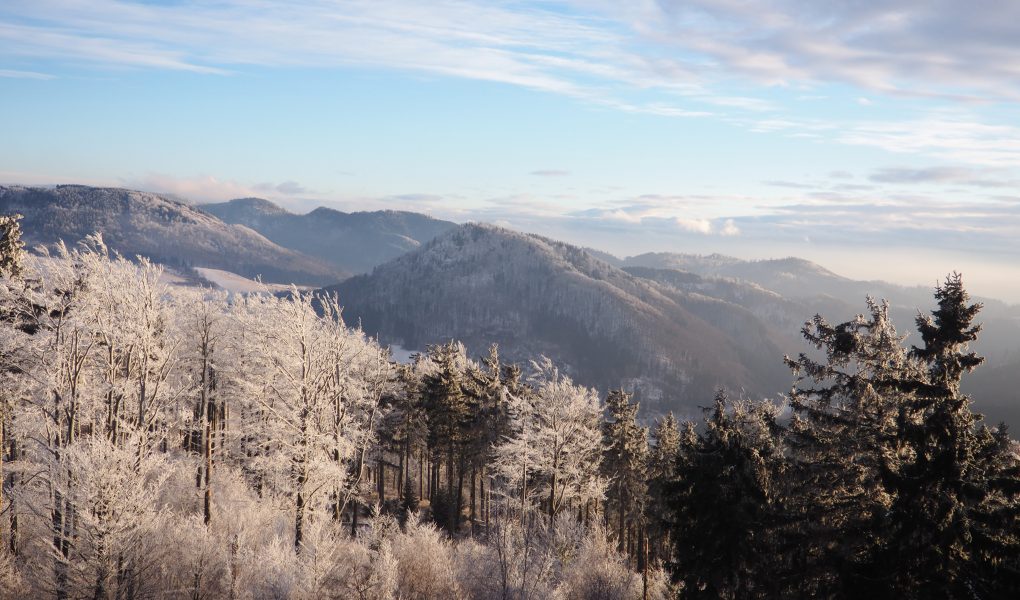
top-left (195, 267), bottom-right (303, 294)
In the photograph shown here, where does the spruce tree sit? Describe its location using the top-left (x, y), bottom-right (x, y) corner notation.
top-left (602, 389), bottom-right (648, 556)
top-left (664, 392), bottom-right (785, 599)
top-left (646, 413), bottom-right (679, 562)
top-left (783, 277), bottom-right (1020, 597)
top-left (783, 298), bottom-right (914, 596)
top-left (421, 342), bottom-right (469, 532)
top-left (873, 274), bottom-right (1020, 598)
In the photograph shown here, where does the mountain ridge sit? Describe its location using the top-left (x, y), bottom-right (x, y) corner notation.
top-left (331, 222), bottom-right (791, 416)
top-left (199, 198), bottom-right (457, 274)
top-left (0, 185), bottom-right (345, 285)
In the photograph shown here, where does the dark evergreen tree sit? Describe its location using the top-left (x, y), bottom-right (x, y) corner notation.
top-left (783, 298), bottom-right (914, 596)
top-left (421, 342), bottom-right (470, 532)
top-left (783, 276), bottom-right (1020, 598)
top-left (646, 412), bottom-right (679, 563)
top-left (462, 345), bottom-right (514, 531)
top-left (664, 392), bottom-right (785, 599)
top-left (602, 389), bottom-right (648, 557)
top-left (399, 474), bottom-right (419, 527)
top-left (872, 274), bottom-right (1020, 598)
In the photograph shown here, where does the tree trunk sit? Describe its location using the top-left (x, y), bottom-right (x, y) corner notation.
top-left (618, 485), bottom-right (626, 553)
top-left (398, 442), bottom-right (405, 496)
top-left (7, 432), bottom-right (17, 556)
top-left (480, 466), bottom-right (488, 530)
top-left (455, 456), bottom-right (465, 532)
top-left (640, 525), bottom-right (648, 600)
top-left (53, 490), bottom-right (70, 600)
top-left (548, 463), bottom-right (557, 518)
top-left (0, 405), bottom-right (5, 539)
top-left (470, 462), bottom-right (477, 534)
top-left (203, 396), bottom-right (216, 526)
top-left (295, 484), bottom-right (305, 551)
top-left (447, 442), bottom-right (455, 497)
top-left (377, 451), bottom-right (385, 504)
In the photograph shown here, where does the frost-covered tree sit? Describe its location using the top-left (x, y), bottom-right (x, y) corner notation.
top-left (0, 213), bottom-right (26, 280)
top-left (36, 435), bottom-right (168, 599)
top-left (179, 290), bottom-right (231, 525)
top-left (495, 358), bottom-right (604, 520)
top-left (421, 342), bottom-right (469, 509)
top-left (876, 274), bottom-right (1020, 597)
top-left (233, 290), bottom-right (392, 549)
top-left (783, 277), bottom-right (1020, 597)
top-left (645, 412), bottom-right (679, 563)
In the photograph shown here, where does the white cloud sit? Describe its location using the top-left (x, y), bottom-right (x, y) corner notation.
top-left (119, 173), bottom-right (317, 203)
top-left (0, 68), bottom-right (53, 79)
top-left (674, 217), bottom-right (713, 234)
top-left (5, 0), bottom-right (1020, 164)
top-left (839, 113), bottom-right (1020, 167)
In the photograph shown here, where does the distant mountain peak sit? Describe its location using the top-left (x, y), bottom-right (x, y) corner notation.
top-left (0, 185), bottom-right (344, 285)
top-left (219, 197), bottom-right (291, 215)
top-left (200, 199), bottom-right (457, 274)
top-left (332, 221), bottom-right (789, 414)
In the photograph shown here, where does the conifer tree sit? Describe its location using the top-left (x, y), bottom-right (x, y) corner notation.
top-left (421, 342), bottom-right (470, 531)
top-left (873, 274), bottom-right (1020, 597)
top-left (664, 393), bottom-right (785, 599)
top-left (646, 413), bottom-right (679, 562)
top-left (0, 214), bottom-right (25, 281)
top-left (783, 298), bottom-right (914, 596)
top-left (0, 213), bottom-right (26, 556)
top-left (602, 389), bottom-right (648, 556)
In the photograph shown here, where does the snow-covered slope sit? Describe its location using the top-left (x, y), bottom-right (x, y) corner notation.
top-left (0, 185), bottom-right (345, 286)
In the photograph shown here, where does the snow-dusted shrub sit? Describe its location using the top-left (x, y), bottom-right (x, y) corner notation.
top-left (390, 513), bottom-right (462, 600)
top-left (556, 528), bottom-right (641, 600)
top-left (0, 550), bottom-right (27, 600)
top-left (156, 516), bottom-right (229, 600)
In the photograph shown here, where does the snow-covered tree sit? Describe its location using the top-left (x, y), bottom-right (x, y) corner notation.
top-left (232, 290), bottom-right (392, 549)
top-left (495, 358), bottom-right (604, 520)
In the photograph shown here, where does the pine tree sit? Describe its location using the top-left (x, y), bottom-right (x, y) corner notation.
top-left (602, 389), bottom-right (648, 557)
top-left (646, 413), bottom-right (679, 563)
top-left (400, 474), bottom-right (419, 527)
top-left (783, 298), bottom-right (914, 596)
top-left (783, 277), bottom-right (1020, 597)
top-left (421, 342), bottom-right (470, 532)
top-left (872, 274), bottom-right (1020, 598)
top-left (664, 392), bottom-right (785, 599)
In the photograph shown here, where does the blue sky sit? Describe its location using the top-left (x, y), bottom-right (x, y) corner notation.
top-left (2, 1), bottom-right (1020, 300)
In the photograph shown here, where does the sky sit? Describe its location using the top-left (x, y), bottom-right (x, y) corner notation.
top-left (2, 1), bottom-right (1020, 301)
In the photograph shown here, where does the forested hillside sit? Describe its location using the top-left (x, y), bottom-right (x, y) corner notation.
top-left (0, 215), bottom-right (1017, 599)
top-left (0, 185), bottom-right (345, 285)
top-left (620, 252), bottom-right (1020, 426)
top-left (200, 198), bottom-right (456, 274)
top-left (333, 223), bottom-right (790, 415)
